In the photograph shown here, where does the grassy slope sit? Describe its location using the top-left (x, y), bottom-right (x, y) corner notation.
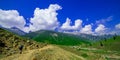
top-left (58, 36), bottom-right (120, 60)
top-left (59, 45), bottom-right (120, 60)
top-left (91, 36), bottom-right (120, 51)
top-left (31, 30), bottom-right (90, 45)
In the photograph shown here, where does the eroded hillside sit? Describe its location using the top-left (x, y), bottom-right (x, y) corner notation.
top-left (0, 28), bottom-right (47, 58)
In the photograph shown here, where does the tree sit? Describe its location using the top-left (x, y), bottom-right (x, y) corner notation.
top-left (100, 42), bottom-right (103, 47)
top-left (113, 33), bottom-right (117, 40)
top-left (113, 36), bottom-right (116, 40)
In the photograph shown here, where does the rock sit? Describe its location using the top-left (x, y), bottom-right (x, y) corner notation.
top-left (0, 41), bottom-right (5, 47)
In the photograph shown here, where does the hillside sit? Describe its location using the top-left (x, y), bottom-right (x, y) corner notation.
top-left (91, 36), bottom-right (120, 51)
top-left (0, 28), bottom-right (87, 60)
top-left (0, 28), bottom-right (85, 60)
top-left (0, 28), bottom-right (47, 58)
top-left (0, 27), bottom-right (26, 35)
top-left (25, 30), bottom-right (90, 45)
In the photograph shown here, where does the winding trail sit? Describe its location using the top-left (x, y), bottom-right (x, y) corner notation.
top-left (1, 45), bottom-right (85, 60)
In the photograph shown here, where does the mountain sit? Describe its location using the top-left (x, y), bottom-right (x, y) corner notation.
top-left (6, 27), bottom-right (26, 35)
top-left (76, 34), bottom-right (114, 42)
top-left (0, 27), bottom-right (26, 35)
top-left (63, 31), bottom-right (114, 41)
top-left (24, 30), bottom-right (90, 45)
top-left (0, 28), bottom-right (85, 60)
top-left (24, 30), bottom-right (114, 45)
top-left (0, 28), bottom-right (120, 60)
top-left (1, 25), bottom-right (114, 42)
top-left (0, 28), bottom-right (95, 60)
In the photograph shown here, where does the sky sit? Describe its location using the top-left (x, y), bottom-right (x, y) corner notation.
top-left (0, 0), bottom-right (120, 35)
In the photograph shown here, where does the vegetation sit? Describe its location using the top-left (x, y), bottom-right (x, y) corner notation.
top-left (25, 30), bottom-right (90, 45)
top-left (0, 28), bottom-right (120, 60)
top-left (59, 43), bottom-right (120, 60)
top-left (0, 28), bottom-right (47, 58)
top-left (90, 36), bottom-right (120, 51)
top-left (58, 35), bottom-right (120, 60)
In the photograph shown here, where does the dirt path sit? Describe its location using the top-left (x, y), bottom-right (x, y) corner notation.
top-left (1, 45), bottom-right (85, 60)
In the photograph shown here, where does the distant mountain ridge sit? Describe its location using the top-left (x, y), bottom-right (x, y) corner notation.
top-left (24, 30), bottom-right (90, 45)
top-left (0, 27), bottom-right (26, 35)
top-left (0, 26), bottom-right (114, 43)
top-left (76, 33), bottom-right (114, 41)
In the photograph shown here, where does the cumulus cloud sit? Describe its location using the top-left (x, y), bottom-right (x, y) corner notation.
top-left (60, 18), bottom-right (72, 30)
top-left (105, 24), bottom-right (120, 35)
top-left (115, 23), bottom-right (120, 29)
top-left (80, 24), bottom-right (93, 34)
top-left (0, 9), bottom-right (26, 32)
top-left (96, 16), bottom-right (113, 24)
top-left (73, 19), bottom-right (83, 30)
top-left (29, 4), bottom-right (62, 32)
top-left (95, 24), bottom-right (106, 34)
top-left (0, 4), bottom-right (118, 35)
top-left (0, 4), bottom-right (62, 33)
top-left (60, 18), bottom-right (82, 31)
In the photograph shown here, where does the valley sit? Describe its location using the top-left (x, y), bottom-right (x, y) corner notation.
top-left (0, 28), bottom-right (120, 60)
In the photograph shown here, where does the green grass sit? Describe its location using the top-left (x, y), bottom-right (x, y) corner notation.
top-left (90, 36), bottom-right (120, 51)
top-left (33, 34), bottom-right (88, 45)
top-left (59, 45), bottom-right (120, 60)
top-left (58, 35), bottom-right (120, 60)
top-left (29, 30), bottom-right (90, 45)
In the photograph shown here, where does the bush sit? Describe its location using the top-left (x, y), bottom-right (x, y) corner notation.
top-left (81, 53), bottom-right (88, 58)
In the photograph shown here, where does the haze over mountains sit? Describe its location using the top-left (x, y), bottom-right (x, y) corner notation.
top-left (1, 26), bottom-right (115, 41)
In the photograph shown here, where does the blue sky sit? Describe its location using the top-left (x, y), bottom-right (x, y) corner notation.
top-left (0, 0), bottom-right (120, 35)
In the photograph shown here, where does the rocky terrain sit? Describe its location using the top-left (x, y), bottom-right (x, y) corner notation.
top-left (0, 28), bottom-right (47, 58)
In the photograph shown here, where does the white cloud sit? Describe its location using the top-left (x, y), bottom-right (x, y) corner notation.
top-left (115, 23), bottom-right (120, 29)
top-left (29, 4), bottom-right (62, 32)
top-left (0, 9), bottom-right (26, 32)
top-left (96, 16), bottom-right (113, 24)
top-left (0, 4), bottom-right (118, 35)
top-left (60, 18), bottom-right (82, 31)
top-left (73, 19), bottom-right (83, 30)
top-left (95, 24), bottom-right (106, 34)
top-left (0, 4), bottom-right (62, 33)
top-left (80, 24), bottom-right (93, 34)
top-left (60, 18), bottom-right (72, 30)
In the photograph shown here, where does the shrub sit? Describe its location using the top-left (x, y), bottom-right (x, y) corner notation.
top-left (81, 53), bottom-right (88, 58)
